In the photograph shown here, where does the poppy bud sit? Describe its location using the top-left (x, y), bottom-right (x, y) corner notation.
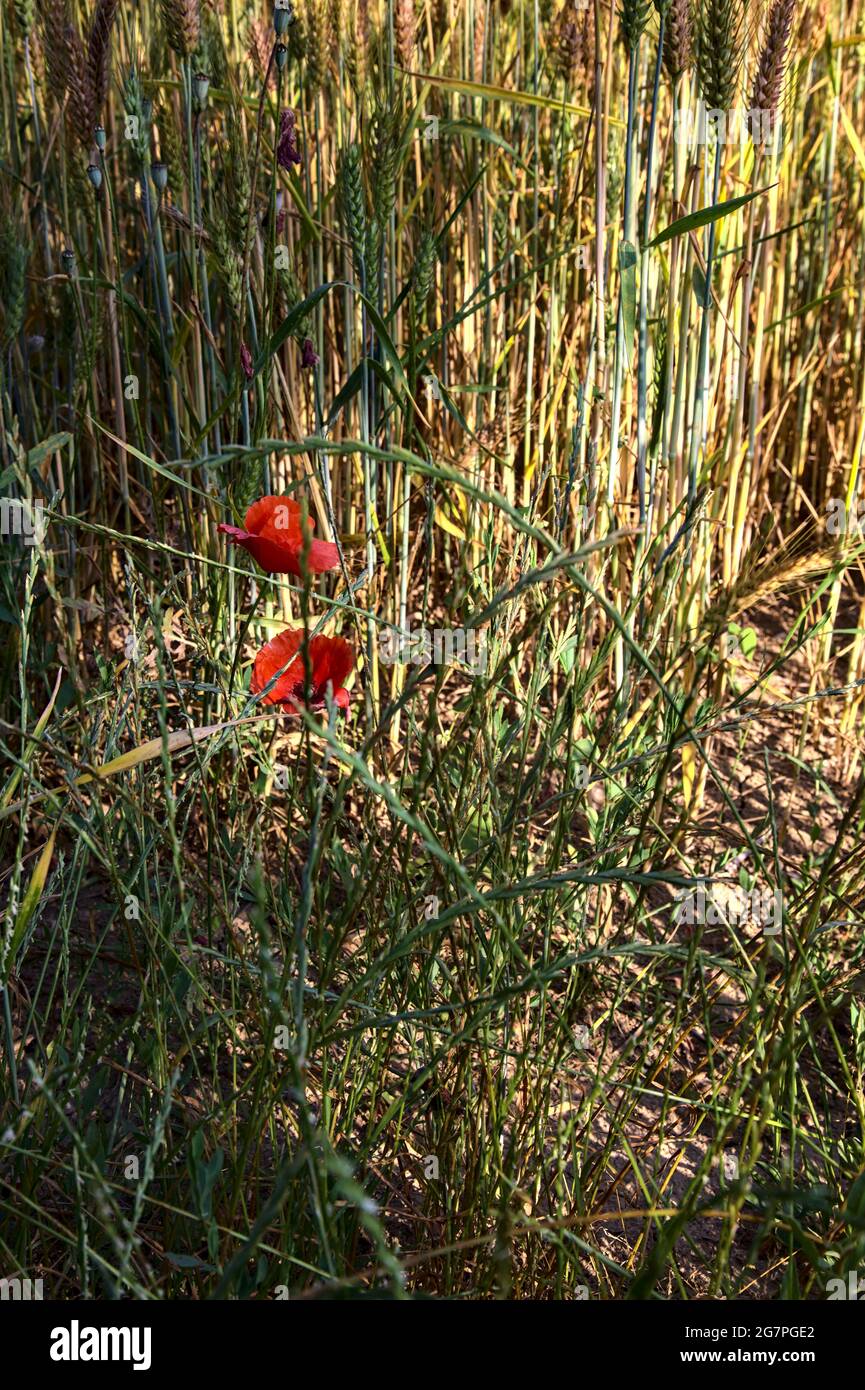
top-left (61, 248), bottom-right (76, 277)
top-left (27, 334), bottom-right (45, 353)
top-left (193, 72), bottom-right (210, 109)
top-left (87, 163), bottom-right (103, 190)
top-left (274, 42), bottom-right (288, 73)
top-left (150, 162), bottom-right (168, 192)
top-left (301, 338), bottom-right (319, 370)
top-left (94, 125), bottom-right (106, 151)
top-left (274, 3), bottom-right (294, 36)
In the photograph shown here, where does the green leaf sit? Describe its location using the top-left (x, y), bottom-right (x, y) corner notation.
top-left (355, 288), bottom-right (411, 402)
top-left (27, 433), bottom-right (71, 470)
top-left (437, 119), bottom-right (528, 171)
top-left (260, 282), bottom-right (411, 406)
top-left (413, 69), bottom-right (625, 128)
top-left (619, 240), bottom-right (637, 368)
top-left (255, 282), bottom-right (337, 373)
top-left (649, 186), bottom-right (775, 250)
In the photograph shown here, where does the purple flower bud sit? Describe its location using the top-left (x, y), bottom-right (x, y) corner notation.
top-left (277, 108), bottom-right (302, 170)
top-left (240, 342), bottom-right (254, 380)
top-left (301, 337), bottom-right (319, 370)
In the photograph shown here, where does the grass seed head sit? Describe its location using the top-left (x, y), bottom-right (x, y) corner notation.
top-left (346, 0), bottom-right (369, 95)
top-left (554, 5), bottom-right (591, 86)
top-left (396, 0), bottom-right (417, 69)
top-left (620, 0), bottom-right (652, 51)
top-left (86, 0), bottom-right (119, 122)
top-left (303, 0), bottom-right (329, 92)
top-left (159, 0), bottom-right (201, 59)
top-left (339, 143), bottom-right (367, 276)
top-left (39, 0), bottom-right (70, 102)
top-left (752, 0), bottom-right (796, 118)
top-left (14, 0), bottom-right (36, 37)
top-left (64, 22), bottom-right (95, 149)
top-left (696, 0), bottom-right (743, 113)
top-left (663, 0), bottom-right (694, 80)
top-left (0, 214), bottom-right (29, 349)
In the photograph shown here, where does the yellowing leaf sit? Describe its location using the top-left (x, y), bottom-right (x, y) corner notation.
top-left (682, 742), bottom-right (697, 808)
top-left (0, 714), bottom-right (285, 824)
top-left (410, 70), bottom-right (624, 128)
top-left (4, 829), bottom-right (57, 978)
top-left (434, 507), bottom-right (466, 541)
top-left (840, 103), bottom-right (865, 177)
top-left (1, 670), bottom-right (63, 811)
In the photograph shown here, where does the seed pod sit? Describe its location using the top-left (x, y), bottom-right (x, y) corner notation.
top-left (274, 1), bottom-right (293, 36)
top-left (193, 71), bottom-right (210, 108)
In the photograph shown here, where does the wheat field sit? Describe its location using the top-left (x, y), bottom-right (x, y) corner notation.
top-left (1, 0), bottom-right (865, 1304)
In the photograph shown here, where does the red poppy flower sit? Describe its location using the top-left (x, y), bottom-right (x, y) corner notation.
top-left (251, 628), bottom-right (354, 710)
top-left (218, 495), bottom-right (340, 576)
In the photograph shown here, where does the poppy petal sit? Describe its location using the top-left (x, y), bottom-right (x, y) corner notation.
top-left (220, 490), bottom-right (340, 575)
top-left (218, 523), bottom-right (300, 575)
top-left (250, 629), bottom-right (354, 710)
top-left (244, 495), bottom-right (304, 536)
top-left (304, 539), bottom-right (341, 573)
top-left (250, 629), bottom-right (306, 704)
top-left (309, 634), bottom-right (354, 699)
